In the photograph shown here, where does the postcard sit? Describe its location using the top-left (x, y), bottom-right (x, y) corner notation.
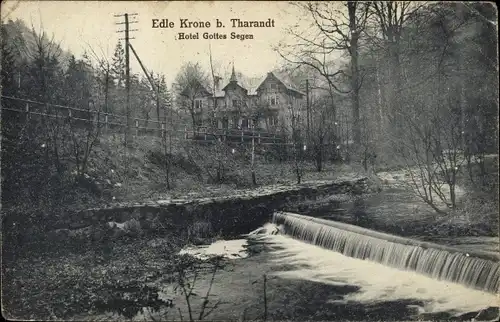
top-left (1, 1), bottom-right (498, 321)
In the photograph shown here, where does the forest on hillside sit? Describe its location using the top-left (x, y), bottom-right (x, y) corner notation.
top-left (1, 2), bottom-right (498, 217)
top-left (169, 2), bottom-right (498, 212)
top-left (279, 2), bottom-right (498, 213)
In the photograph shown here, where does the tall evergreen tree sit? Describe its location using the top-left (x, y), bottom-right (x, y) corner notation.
top-left (111, 41), bottom-right (126, 88)
top-left (1, 23), bottom-right (18, 96)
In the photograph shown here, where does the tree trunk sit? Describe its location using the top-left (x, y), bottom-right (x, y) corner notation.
top-left (316, 149), bottom-right (322, 172)
top-left (316, 137), bottom-right (323, 172)
top-left (190, 102), bottom-right (197, 137)
top-left (348, 2), bottom-right (361, 146)
top-left (387, 29), bottom-right (404, 137)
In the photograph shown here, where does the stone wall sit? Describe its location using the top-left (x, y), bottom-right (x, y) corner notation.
top-left (50, 178), bottom-right (369, 242)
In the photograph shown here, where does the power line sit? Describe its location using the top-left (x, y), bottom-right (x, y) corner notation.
top-left (114, 12), bottom-right (140, 193)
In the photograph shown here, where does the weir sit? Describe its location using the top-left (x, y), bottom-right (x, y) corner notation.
top-left (272, 212), bottom-right (500, 294)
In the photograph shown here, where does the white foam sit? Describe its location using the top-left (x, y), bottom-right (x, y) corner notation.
top-left (262, 233), bottom-right (499, 315)
top-left (179, 239), bottom-right (248, 260)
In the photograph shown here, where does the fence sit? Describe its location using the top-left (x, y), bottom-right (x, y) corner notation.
top-left (1, 95), bottom-right (347, 164)
top-left (0, 95), bottom-right (292, 145)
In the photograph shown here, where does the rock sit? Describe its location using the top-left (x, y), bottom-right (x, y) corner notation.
top-left (474, 307), bottom-right (500, 321)
top-left (147, 238), bottom-right (170, 248)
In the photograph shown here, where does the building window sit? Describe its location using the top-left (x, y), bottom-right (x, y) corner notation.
top-left (270, 83), bottom-right (277, 91)
top-left (233, 117), bottom-right (239, 129)
top-left (194, 99), bottom-right (202, 109)
top-left (269, 116), bottom-right (278, 126)
top-left (269, 95), bottom-right (279, 106)
top-left (232, 99), bottom-right (242, 108)
top-left (241, 118), bottom-right (249, 129)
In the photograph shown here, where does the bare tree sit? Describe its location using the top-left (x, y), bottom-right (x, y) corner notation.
top-left (285, 95), bottom-right (305, 184)
top-left (68, 100), bottom-right (103, 181)
top-left (174, 62), bottom-right (211, 132)
top-left (277, 1), bottom-right (371, 148)
top-left (24, 25), bottom-right (66, 172)
top-left (86, 44), bottom-right (113, 114)
top-left (308, 92), bottom-right (336, 172)
top-left (367, 1), bottom-right (426, 136)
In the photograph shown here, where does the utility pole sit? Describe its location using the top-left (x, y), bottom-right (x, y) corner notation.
top-left (104, 62), bottom-right (110, 114)
top-left (251, 126), bottom-right (256, 185)
top-left (306, 78), bottom-right (310, 146)
top-left (115, 12), bottom-right (138, 193)
top-left (156, 73), bottom-right (161, 131)
top-left (125, 13), bottom-right (131, 147)
top-left (115, 13), bottom-right (138, 145)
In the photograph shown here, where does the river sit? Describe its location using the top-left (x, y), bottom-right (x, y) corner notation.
top-left (143, 222), bottom-right (499, 321)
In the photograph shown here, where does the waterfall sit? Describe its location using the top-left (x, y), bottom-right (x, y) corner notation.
top-left (272, 212), bottom-right (500, 294)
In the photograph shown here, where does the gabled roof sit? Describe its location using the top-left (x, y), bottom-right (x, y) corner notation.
top-left (256, 71), bottom-right (305, 96)
top-left (221, 67), bottom-right (250, 94)
top-left (221, 81), bottom-right (248, 94)
top-left (208, 70), bottom-right (305, 98)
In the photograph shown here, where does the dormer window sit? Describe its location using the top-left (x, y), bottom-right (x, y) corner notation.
top-left (270, 83), bottom-right (277, 91)
top-left (194, 99), bottom-right (202, 109)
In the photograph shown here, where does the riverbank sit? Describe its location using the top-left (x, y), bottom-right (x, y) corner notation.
top-left (2, 177), bottom-right (370, 319)
top-left (72, 231), bottom-right (500, 321)
top-left (4, 220), bottom-right (498, 321)
top-left (284, 167), bottom-right (499, 253)
top-left (2, 161), bottom-right (497, 320)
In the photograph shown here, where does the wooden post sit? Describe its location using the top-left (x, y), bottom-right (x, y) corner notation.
top-left (161, 123), bottom-right (165, 138)
top-left (135, 119), bottom-right (139, 137)
top-left (184, 126), bottom-right (188, 139)
top-left (25, 103), bottom-right (30, 119)
top-left (263, 274), bottom-right (268, 321)
top-left (258, 132), bottom-right (261, 144)
top-left (241, 130), bottom-right (244, 142)
top-left (105, 113), bottom-right (109, 133)
top-left (251, 127), bottom-right (256, 185)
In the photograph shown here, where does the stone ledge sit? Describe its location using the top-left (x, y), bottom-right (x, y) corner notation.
top-left (46, 177), bottom-right (369, 242)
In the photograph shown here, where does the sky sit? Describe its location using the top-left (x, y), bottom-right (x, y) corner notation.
top-left (1, 0), bottom-right (312, 86)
